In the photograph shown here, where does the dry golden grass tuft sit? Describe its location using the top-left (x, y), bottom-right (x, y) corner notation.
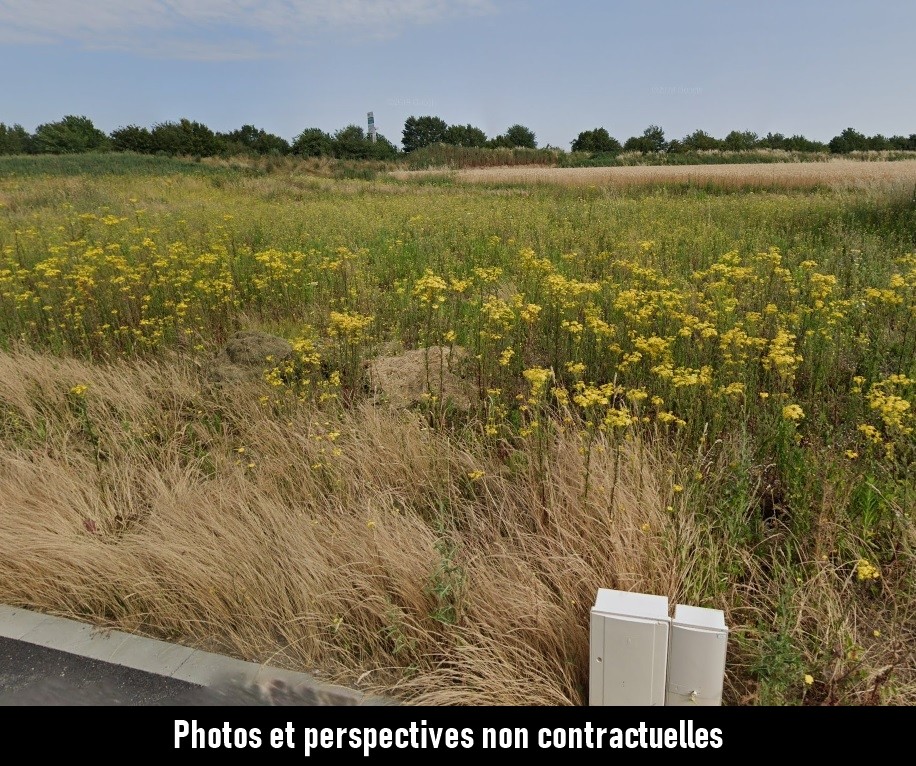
top-left (1, 349), bottom-right (913, 704)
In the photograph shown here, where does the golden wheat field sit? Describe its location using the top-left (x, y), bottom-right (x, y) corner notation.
top-left (391, 157), bottom-right (916, 190)
top-left (0, 154), bottom-right (914, 705)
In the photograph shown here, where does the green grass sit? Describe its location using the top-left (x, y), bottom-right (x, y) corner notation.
top-left (0, 157), bottom-right (914, 704)
top-left (0, 151), bottom-right (245, 178)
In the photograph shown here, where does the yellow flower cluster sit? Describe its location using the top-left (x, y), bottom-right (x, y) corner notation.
top-left (328, 311), bottom-right (373, 343)
top-left (2, 188), bottom-right (913, 484)
top-left (782, 404), bottom-right (805, 422)
top-left (856, 559), bottom-right (881, 582)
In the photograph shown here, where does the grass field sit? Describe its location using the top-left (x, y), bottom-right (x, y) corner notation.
top-left (391, 157), bottom-right (916, 190)
top-left (1, 153), bottom-right (914, 704)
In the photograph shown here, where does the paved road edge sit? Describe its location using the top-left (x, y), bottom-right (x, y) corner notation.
top-left (0, 604), bottom-right (386, 705)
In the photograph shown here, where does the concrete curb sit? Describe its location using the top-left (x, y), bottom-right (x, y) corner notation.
top-left (0, 604), bottom-right (389, 705)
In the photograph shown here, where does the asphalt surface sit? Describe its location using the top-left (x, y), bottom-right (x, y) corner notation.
top-left (0, 635), bottom-right (203, 705)
top-left (0, 606), bottom-right (382, 706)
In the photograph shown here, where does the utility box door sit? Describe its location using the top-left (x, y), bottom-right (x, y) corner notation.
top-left (666, 604), bottom-right (728, 706)
top-left (589, 589), bottom-right (669, 706)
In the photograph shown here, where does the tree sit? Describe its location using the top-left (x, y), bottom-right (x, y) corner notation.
top-left (331, 125), bottom-right (397, 160)
top-left (443, 123), bottom-right (488, 148)
top-left (110, 125), bottom-right (154, 154)
top-left (220, 125), bottom-right (290, 156)
top-left (723, 130), bottom-right (758, 151)
top-left (332, 124), bottom-right (372, 159)
top-left (0, 123), bottom-right (33, 155)
top-left (758, 132), bottom-right (787, 150)
top-left (502, 124), bottom-right (537, 149)
top-left (788, 135), bottom-right (827, 153)
top-left (149, 119), bottom-right (220, 157)
top-left (829, 127), bottom-right (868, 154)
top-left (32, 115), bottom-right (109, 154)
top-left (680, 129), bottom-right (722, 151)
top-left (865, 134), bottom-right (891, 151)
top-left (888, 134), bottom-right (916, 151)
top-left (757, 132), bottom-right (825, 153)
top-left (402, 116), bottom-right (449, 152)
top-left (365, 133), bottom-right (399, 161)
top-left (571, 127), bottom-right (621, 154)
top-left (623, 124), bottom-right (667, 153)
top-left (490, 124), bottom-right (537, 149)
top-left (292, 127), bottom-right (333, 157)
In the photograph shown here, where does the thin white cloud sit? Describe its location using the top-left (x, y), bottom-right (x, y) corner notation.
top-left (0, 0), bottom-right (495, 59)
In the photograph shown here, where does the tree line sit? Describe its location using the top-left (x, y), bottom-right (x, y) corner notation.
top-left (0, 116), bottom-right (399, 160)
top-left (1, 114), bottom-right (914, 158)
top-left (570, 125), bottom-right (916, 154)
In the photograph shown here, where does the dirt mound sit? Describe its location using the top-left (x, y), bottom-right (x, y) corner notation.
top-left (368, 346), bottom-right (476, 410)
top-left (208, 331), bottom-right (293, 384)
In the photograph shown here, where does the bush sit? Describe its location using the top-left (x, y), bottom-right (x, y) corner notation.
top-left (404, 144), bottom-right (558, 170)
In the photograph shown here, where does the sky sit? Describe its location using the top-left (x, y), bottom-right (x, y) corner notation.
top-left (1, 0), bottom-right (915, 149)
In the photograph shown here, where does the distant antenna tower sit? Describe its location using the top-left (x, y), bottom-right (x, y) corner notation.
top-left (368, 111), bottom-right (377, 143)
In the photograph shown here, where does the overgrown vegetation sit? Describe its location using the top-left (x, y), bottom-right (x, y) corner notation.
top-left (0, 159), bottom-right (914, 705)
top-left (2, 114), bottom-right (914, 170)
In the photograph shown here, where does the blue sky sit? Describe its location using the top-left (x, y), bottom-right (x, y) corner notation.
top-left (1, 0), bottom-right (914, 149)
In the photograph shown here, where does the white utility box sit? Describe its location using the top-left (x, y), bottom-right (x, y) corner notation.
top-left (665, 604), bottom-right (728, 706)
top-left (589, 588), bottom-right (670, 706)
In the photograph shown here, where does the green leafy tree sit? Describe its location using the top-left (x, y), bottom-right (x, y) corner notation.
top-left (443, 123), bottom-right (488, 148)
top-left (865, 134), bottom-right (892, 151)
top-left (502, 124), bottom-right (537, 149)
top-left (829, 127), bottom-right (868, 154)
top-left (220, 125), bottom-right (290, 155)
top-left (402, 116), bottom-right (449, 152)
top-left (32, 115), bottom-right (109, 154)
top-left (366, 133), bottom-right (399, 160)
top-left (333, 124), bottom-right (372, 159)
top-left (330, 125), bottom-right (397, 160)
top-left (758, 132), bottom-right (826, 153)
top-left (785, 135), bottom-right (827, 152)
top-left (723, 130), bottom-right (759, 151)
top-left (571, 127), bottom-right (621, 153)
top-left (150, 119), bottom-right (220, 157)
top-left (624, 124), bottom-right (667, 153)
top-left (666, 138), bottom-right (684, 154)
top-left (758, 132), bottom-right (788, 150)
top-left (681, 129), bottom-right (722, 151)
top-left (110, 125), bottom-right (154, 154)
top-left (888, 134), bottom-right (916, 151)
top-left (0, 123), bottom-right (33, 155)
top-left (292, 128), bottom-right (334, 157)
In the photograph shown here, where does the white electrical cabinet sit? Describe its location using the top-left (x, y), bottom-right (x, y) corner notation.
top-left (589, 588), bottom-right (670, 706)
top-left (665, 604), bottom-right (728, 706)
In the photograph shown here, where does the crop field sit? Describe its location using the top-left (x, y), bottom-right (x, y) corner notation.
top-left (0, 154), bottom-right (914, 705)
top-left (391, 157), bottom-right (916, 189)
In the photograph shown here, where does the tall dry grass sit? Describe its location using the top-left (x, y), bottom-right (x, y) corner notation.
top-left (390, 158), bottom-right (916, 191)
top-left (1, 348), bottom-right (913, 704)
